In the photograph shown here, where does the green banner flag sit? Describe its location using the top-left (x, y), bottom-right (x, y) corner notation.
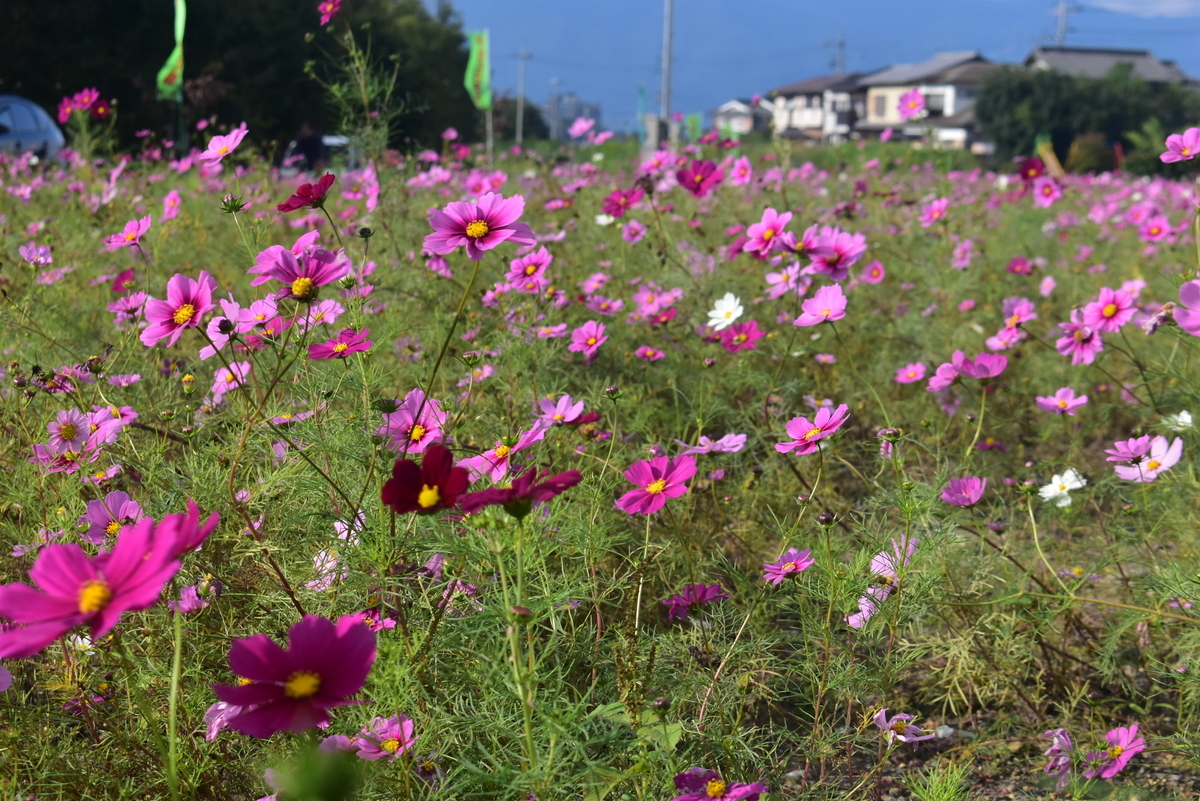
top-left (464, 30), bottom-right (492, 111)
top-left (156, 0), bottom-right (186, 101)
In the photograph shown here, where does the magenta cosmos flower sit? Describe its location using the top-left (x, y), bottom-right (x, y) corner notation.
top-left (1083, 724), bottom-right (1145, 779)
top-left (568, 320), bottom-right (607, 362)
top-left (308, 328), bottom-right (372, 359)
top-left (212, 614), bottom-right (376, 738)
top-left (793, 284), bottom-right (847, 326)
top-left (763, 548), bottom-right (815, 585)
top-left (277, 172), bottom-right (336, 212)
top-left (721, 320), bottom-right (765, 353)
top-left (423, 192), bottom-right (535, 261)
top-left (1043, 728), bottom-right (1073, 790)
top-left (104, 216), bottom-right (152, 251)
top-left (809, 226), bottom-right (867, 281)
top-left (379, 388), bottom-right (447, 454)
top-left (776, 404), bottom-right (850, 455)
top-left (671, 767), bottom-right (766, 801)
top-left (1112, 435), bottom-right (1182, 483)
top-left (458, 466), bottom-right (583, 518)
top-left (897, 88), bottom-right (924, 121)
top-left (662, 584), bottom-right (729, 622)
top-left (615, 454), bottom-right (696, 515)
top-left (1161, 128), bottom-right (1200, 162)
top-left (1036, 388), bottom-right (1088, 415)
top-left (743, 207), bottom-right (791, 254)
top-left (317, 0), bottom-right (342, 25)
top-left (140, 270), bottom-right (217, 347)
top-left (600, 186), bottom-right (644, 218)
top-left (199, 122), bottom-right (248, 164)
top-left (941, 477), bottom-right (986, 507)
top-left (676, 159), bottom-right (723, 198)
top-left (251, 244), bottom-right (351, 302)
top-left (918, 197), bottom-right (948, 227)
top-left (0, 518), bottom-right (181, 658)
top-left (356, 714), bottom-right (417, 762)
top-left (1083, 287), bottom-right (1136, 333)
top-left (874, 708), bottom-right (933, 743)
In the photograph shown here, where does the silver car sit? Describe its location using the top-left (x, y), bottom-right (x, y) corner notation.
top-left (0, 95), bottom-right (65, 158)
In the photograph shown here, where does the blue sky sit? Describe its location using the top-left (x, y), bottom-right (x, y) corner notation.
top-left (427, 0), bottom-right (1200, 131)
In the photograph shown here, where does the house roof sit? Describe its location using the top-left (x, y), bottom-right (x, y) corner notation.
top-left (771, 72), bottom-right (864, 97)
top-left (859, 52), bottom-right (985, 86)
top-left (1025, 46), bottom-right (1193, 83)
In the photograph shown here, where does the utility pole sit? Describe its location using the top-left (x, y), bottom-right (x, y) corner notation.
top-left (661, 0), bottom-right (674, 121)
top-left (824, 36), bottom-right (846, 75)
top-left (516, 46), bottom-right (532, 145)
top-left (549, 77), bottom-right (562, 141)
top-left (1053, 0), bottom-right (1076, 46)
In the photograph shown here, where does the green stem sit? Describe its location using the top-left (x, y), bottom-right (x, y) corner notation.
top-left (113, 633), bottom-right (178, 801)
top-left (167, 610), bottom-right (184, 800)
top-left (830, 321), bottom-right (892, 427)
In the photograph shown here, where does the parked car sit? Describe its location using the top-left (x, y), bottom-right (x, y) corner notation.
top-left (0, 95), bottom-right (65, 158)
top-left (280, 134), bottom-right (357, 176)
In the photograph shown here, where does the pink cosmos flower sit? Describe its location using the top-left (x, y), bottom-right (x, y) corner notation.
top-left (941, 477), bottom-right (987, 507)
top-left (675, 433), bottom-right (746, 456)
top-left (1036, 388), bottom-right (1088, 416)
top-left (635, 345), bottom-right (666, 361)
top-left (1039, 276), bottom-right (1056, 297)
top-left (536, 395), bottom-right (584, 426)
top-left (356, 715), bottom-right (417, 762)
top-left (951, 350), bottom-right (1007, 380)
top-left (250, 243), bottom-right (352, 302)
top-left (1082, 287), bottom-right (1136, 333)
top-left (897, 88), bottom-right (924, 121)
top-left (1032, 176), bottom-right (1062, 208)
top-left (874, 709), bottom-right (933, 743)
top-left (423, 192), bottom-right (535, 261)
top-left (198, 122), bottom-right (248, 164)
top-left (860, 260), bottom-right (886, 284)
top-left (762, 548), bottom-right (814, 585)
top-left (46, 408), bottom-right (90, 452)
top-left (1139, 215), bottom-right (1170, 242)
top-left (776, 404), bottom-right (850, 455)
top-left (1105, 435), bottom-right (1152, 464)
top-left (1174, 280), bottom-right (1200, 337)
top-left (505, 246), bottom-right (553, 284)
top-left (212, 614), bottom-right (376, 738)
top-left (1043, 728), bottom-right (1073, 790)
top-left (19, 242), bottom-right (51, 266)
top-left (614, 455), bottom-right (696, 515)
top-left (308, 328), bottom-right (371, 360)
top-left (1056, 310), bottom-right (1104, 365)
top-left (568, 320), bottom-right (607, 363)
top-left (808, 226), bottom-right (867, 282)
top-left (1001, 296), bottom-right (1037, 329)
top-left (894, 363), bottom-right (926, 384)
top-left (1161, 128), bottom-right (1200, 162)
top-left (676, 159), bottom-right (723, 198)
top-left (729, 155), bottom-right (753, 186)
top-left (1113, 436), bottom-right (1182, 482)
top-left (79, 491), bottom-right (146, 544)
top-left (951, 239), bottom-right (973, 270)
top-left (162, 189), bottom-right (182, 221)
top-left (317, 0), bottom-right (342, 25)
top-left (461, 427), bottom-right (547, 483)
top-left (793, 284), bottom-right (847, 326)
top-left (1082, 724), bottom-right (1145, 779)
top-left (918, 197), bottom-right (948, 227)
top-left (601, 187), bottom-right (644, 218)
top-left (847, 538), bottom-right (917, 628)
top-left (622, 219), bottom-right (647, 244)
top-left (720, 320), bottom-right (765, 353)
top-left (104, 216), bottom-right (152, 251)
top-left (568, 116), bottom-right (595, 138)
top-left (0, 518), bottom-right (181, 658)
top-left (140, 270), bottom-right (217, 348)
top-left (671, 767), bottom-right (766, 801)
top-left (744, 207), bottom-right (791, 254)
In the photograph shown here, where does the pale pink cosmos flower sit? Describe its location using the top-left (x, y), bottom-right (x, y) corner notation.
top-left (1175, 280), bottom-right (1200, 337)
top-left (776, 404), bottom-right (850, 455)
top-left (675, 433), bottom-right (746, 456)
top-left (1001, 296), bottom-right (1037, 329)
top-left (897, 88), bottom-right (924, 121)
top-left (622, 219), bottom-right (647, 244)
top-left (743, 207), bottom-right (791, 254)
top-left (951, 239), bottom-right (973, 270)
top-left (19, 242), bottom-right (52, 266)
top-left (1036, 388), bottom-right (1088, 416)
top-left (894, 363), bottom-right (926, 384)
top-left (1113, 436), bottom-right (1182, 482)
top-left (140, 271), bottom-right (217, 347)
top-left (211, 362), bottom-right (252, 400)
top-left (951, 350), bottom-right (1007, 380)
top-left (860, 260), bottom-right (885, 284)
top-left (874, 709), bottom-right (933, 743)
top-left (941, 477), bottom-right (986, 507)
top-left (614, 455), bottom-right (696, 515)
top-left (1161, 128), bottom-right (1200, 163)
top-left (1082, 287), bottom-right (1136, 333)
top-left (104, 216), bottom-right (152, 251)
top-left (568, 117), bottom-right (595, 139)
top-left (918, 197), bottom-right (948, 227)
top-left (198, 122), bottom-right (248, 164)
top-left (378, 389), bottom-right (447, 454)
top-left (729, 155), bottom-right (753, 186)
top-left (162, 189), bottom-right (182, 221)
top-left (847, 538), bottom-right (918, 628)
top-left (1039, 276), bottom-right (1056, 297)
top-left (47, 409), bottom-right (90, 452)
top-left (793, 284), bottom-right (847, 327)
top-left (1056, 310), bottom-right (1104, 365)
top-left (1032, 176), bottom-right (1062, 208)
top-left (424, 193), bottom-right (535, 261)
top-left (462, 427), bottom-right (546, 483)
top-left (536, 395), bottom-right (584, 426)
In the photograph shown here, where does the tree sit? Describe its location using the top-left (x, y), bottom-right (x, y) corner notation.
top-left (491, 94), bottom-right (550, 142)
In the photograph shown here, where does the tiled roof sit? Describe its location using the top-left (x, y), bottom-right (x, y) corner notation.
top-left (859, 52), bottom-right (983, 86)
top-left (771, 72), bottom-right (864, 97)
top-left (1025, 46), bottom-right (1193, 83)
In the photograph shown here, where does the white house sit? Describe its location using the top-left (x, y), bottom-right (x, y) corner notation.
top-left (710, 98), bottom-right (772, 135)
top-left (769, 73), bottom-right (866, 143)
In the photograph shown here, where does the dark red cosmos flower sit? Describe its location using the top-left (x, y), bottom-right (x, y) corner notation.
top-left (1017, 157), bottom-right (1045, 184)
top-left (90, 98), bottom-right (113, 120)
top-left (381, 444), bottom-right (469, 514)
top-left (277, 172), bottom-right (337, 212)
top-left (459, 467), bottom-right (583, 519)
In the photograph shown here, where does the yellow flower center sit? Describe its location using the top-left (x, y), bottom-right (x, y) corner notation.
top-left (59, 423), bottom-right (78, 441)
top-left (1102, 303), bottom-right (1118, 318)
top-left (279, 413), bottom-right (293, 419)
top-left (493, 444), bottom-right (511, 459)
top-left (803, 426), bottom-right (822, 440)
top-left (1058, 400), bottom-right (1068, 408)
top-left (465, 220), bottom-right (489, 238)
top-left (381, 737), bottom-right (402, 753)
top-left (1007, 314), bottom-right (1021, 328)
top-left (553, 413), bottom-right (564, 421)
top-left (1071, 567), bottom-right (1085, 577)
top-left (891, 720), bottom-right (908, 734)
top-left (291, 276), bottom-right (316, 299)
top-left (418, 484), bottom-right (441, 508)
top-left (105, 520), bottom-right (121, 536)
top-left (525, 264), bottom-right (538, 275)
top-left (762, 228), bottom-right (774, 240)
top-left (782, 561), bottom-right (797, 572)
top-left (284, 670), bottom-right (321, 699)
top-left (217, 145), bottom-right (230, 155)
top-left (109, 406), bottom-right (122, 418)
top-left (646, 479), bottom-right (667, 494)
top-left (124, 232), bottom-right (137, 242)
top-left (237, 677), bottom-right (254, 685)
top-left (409, 424), bottom-right (427, 442)
top-left (705, 779), bottom-right (727, 798)
top-left (172, 304), bottom-right (196, 325)
top-left (586, 337), bottom-right (598, 345)
top-left (1146, 459), bottom-right (1161, 471)
top-left (78, 580), bottom-right (112, 614)
top-left (224, 372), bottom-right (235, 383)
top-left (1184, 148), bottom-right (1192, 156)
top-left (1074, 330), bottom-right (1086, 341)
top-left (333, 342), bottom-right (349, 353)
top-left (1108, 745), bottom-right (1125, 760)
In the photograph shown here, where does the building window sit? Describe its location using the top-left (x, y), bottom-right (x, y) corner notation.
top-left (874, 94), bottom-right (886, 118)
top-left (925, 92), bottom-right (945, 117)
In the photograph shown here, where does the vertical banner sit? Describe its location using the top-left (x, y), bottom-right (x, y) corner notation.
top-left (685, 112), bottom-right (701, 143)
top-left (156, 0), bottom-right (186, 100)
top-left (464, 30), bottom-right (493, 111)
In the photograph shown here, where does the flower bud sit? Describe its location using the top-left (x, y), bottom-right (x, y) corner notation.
top-left (181, 374), bottom-right (195, 395)
top-left (703, 358), bottom-right (716, 368)
top-left (160, 409), bottom-right (175, 421)
top-left (604, 385), bottom-right (622, 399)
top-left (510, 605), bottom-right (532, 620)
top-left (817, 512), bottom-right (834, 527)
top-left (651, 696), bottom-right (671, 711)
top-left (358, 227), bottom-right (375, 240)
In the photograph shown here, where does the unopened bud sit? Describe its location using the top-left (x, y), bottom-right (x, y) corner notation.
top-left (651, 696), bottom-right (671, 711)
top-left (817, 512), bottom-right (834, 527)
top-left (358, 227), bottom-right (374, 239)
top-left (510, 605), bottom-right (532, 620)
top-left (604, 385), bottom-right (622, 399)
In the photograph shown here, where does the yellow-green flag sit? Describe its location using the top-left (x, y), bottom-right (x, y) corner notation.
top-left (464, 30), bottom-right (492, 111)
top-left (156, 0), bottom-right (186, 101)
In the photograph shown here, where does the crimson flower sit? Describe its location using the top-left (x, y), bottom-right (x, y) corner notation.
top-left (381, 444), bottom-right (470, 514)
top-left (458, 467), bottom-right (583, 519)
top-left (277, 173), bottom-right (336, 212)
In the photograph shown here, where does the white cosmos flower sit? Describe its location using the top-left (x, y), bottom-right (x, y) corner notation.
top-left (708, 292), bottom-right (744, 331)
top-left (1164, 410), bottom-right (1193, 431)
top-left (1039, 468), bottom-right (1087, 508)
top-left (594, 214), bottom-right (615, 226)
